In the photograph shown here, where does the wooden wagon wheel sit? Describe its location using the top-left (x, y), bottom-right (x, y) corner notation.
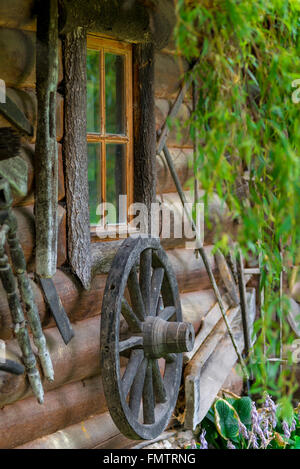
top-left (100, 236), bottom-right (195, 440)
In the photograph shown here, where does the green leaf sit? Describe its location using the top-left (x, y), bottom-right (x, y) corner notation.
top-left (232, 397), bottom-right (252, 429)
top-left (290, 436), bottom-right (300, 449)
top-left (214, 399), bottom-right (240, 441)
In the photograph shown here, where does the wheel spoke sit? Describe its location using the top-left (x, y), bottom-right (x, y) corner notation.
top-left (158, 306), bottom-right (176, 321)
top-left (150, 268), bottom-right (164, 316)
top-left (152, 359), bottom-right (167, 403)
top-left (127, 266), bottom-right (146, 321)
top-left (119, 336), bottom-right (143, 353)
top-left (143, 359), bottom-right (155, 424)
top-left (122, 350), bottom-right (144, 397)
top-left (139, 249), bottom-right (152, 316)
top-left (157, 296), bottom-right (164, 315)
top-left (129, 357), bottom-right (148, 417)
top-left (121, 299), bottom-right (142, 332)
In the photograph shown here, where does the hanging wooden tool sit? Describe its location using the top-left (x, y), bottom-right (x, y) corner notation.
top-left (35, 0), bottom-right (59, 277)
top-left (0, 174), bottom-right (54, 403)
top-left (0, 96), bottom-right (33, 137)
top-left (38, 276), bottom-right (74, 345)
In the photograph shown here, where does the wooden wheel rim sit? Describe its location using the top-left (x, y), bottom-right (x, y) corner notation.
top-left (100, 236), bottom-right (183, 440)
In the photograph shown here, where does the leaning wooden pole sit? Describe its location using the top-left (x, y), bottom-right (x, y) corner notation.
top-left (35, 0), bottom-right (59, 277)
top-left (162, 145), bottom-right (249, 380)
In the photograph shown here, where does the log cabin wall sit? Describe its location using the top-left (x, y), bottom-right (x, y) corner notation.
top-left (0, 0), bottom-right (248, 449)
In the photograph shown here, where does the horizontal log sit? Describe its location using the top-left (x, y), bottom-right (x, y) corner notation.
top-left (0, 28), bottom-right (36, 87)
top-left (92, 242), bottom-right (218, 292)
top-left (12, 143), bottom-right (65, 206)
top-left (0, 287), bottom-right (212, 404)
top-left (156, 148), bottom-right (194, 194)
top-left (155, 99), bottom-right (192, 150)
top-left (60, 0), bottom-right (175, 50)
top-left (157, 191), bottom-right (235, 249)
top-left (0, 269), bottom-right (107, 340)
top-left (0, 88), bottom-right (64, 143)
top-left (154, 51), bottom-right (189, 99)
top-left (0, 1), bottom-right (35, 29)
top-left (0, 373), bottom-right (107, 449)
top-left (0, 242), bottom-right (218, 339)
top-left (17, 411), bottom-right (132, 450)
top-left (8, 203), bottom-right (66, 272)
top-left (0, 315), bottom-right (101, 406)
top-left (18, 413), bottom-right (177, 449)
top-left (0, 28), bottom-right (63, 87)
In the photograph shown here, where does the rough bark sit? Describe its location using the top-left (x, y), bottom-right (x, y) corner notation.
top-left (63, 27), bottom-right (91, 289)
top-left (133, 43), bottom-right (156, 232)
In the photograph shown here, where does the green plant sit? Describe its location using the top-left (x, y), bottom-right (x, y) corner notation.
top-left (199, 393), bottom-right (300, 449)
top-left (175, 0), bottom-right (300, 406)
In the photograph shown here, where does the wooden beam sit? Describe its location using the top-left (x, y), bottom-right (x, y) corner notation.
top-left (35, 0), bottom-right (59, 277)
top-left (63, 27), bottom-right (91, 289)
top-left (133, 42), bottom-right (156, 229)
top-left (59, 0), bottom-right (176, 50)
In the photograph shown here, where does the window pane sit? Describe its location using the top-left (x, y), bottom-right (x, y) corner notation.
top-left (106, 144), bottom-right (126, 224)
top-left (88, 143), bottom-right (101, 225)
top-left (105, 53), bottom-right (125, 134)
top-left (87, 49), bottom-right (100, 133)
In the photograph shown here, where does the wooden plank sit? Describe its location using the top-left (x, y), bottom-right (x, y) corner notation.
top-left (215, 249), bottom-right (240, 306)
top-left (183, 294), bottom-right (231, 365)
top-left (184, 289), bottom-right (256, 430)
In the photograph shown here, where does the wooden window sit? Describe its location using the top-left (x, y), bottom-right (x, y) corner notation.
top-left (86, 35), bottom-right (133, 235)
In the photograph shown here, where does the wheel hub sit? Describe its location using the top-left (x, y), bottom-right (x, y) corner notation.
top-left (142, 316), bottom-right (195, 358)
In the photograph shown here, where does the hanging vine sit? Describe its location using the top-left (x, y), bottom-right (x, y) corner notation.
top-left (175, 0), bottom-right (300, 418)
